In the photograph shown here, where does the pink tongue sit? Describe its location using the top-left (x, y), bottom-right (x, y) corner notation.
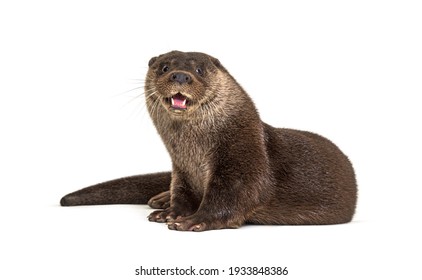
top-left (172, 94), bottom-right (187, 109)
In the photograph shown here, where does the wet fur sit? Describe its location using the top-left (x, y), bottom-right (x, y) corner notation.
top-left (61, 51), bottom-right (357, 231)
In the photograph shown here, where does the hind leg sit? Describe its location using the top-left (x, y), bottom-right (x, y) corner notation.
top-left (148, 191), bottom-right (170, 209)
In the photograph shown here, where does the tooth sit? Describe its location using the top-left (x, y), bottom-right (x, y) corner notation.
top-left (171, 98), bottom-right (174, 106)
top-left (182, 99), bottom-right (187, 106)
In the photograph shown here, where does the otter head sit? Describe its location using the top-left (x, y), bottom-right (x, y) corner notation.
top-left (145, 51), bottom-right (225, 118)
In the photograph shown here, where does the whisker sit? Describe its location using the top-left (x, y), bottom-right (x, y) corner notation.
top-left (113, 83), bottom-right (158, 122)
top-left (152, 95), bottom-right (161, 120)
top-left (136, 88), bottom-right (159, 120)
top-left (129, 78), bottom-right (146, 83)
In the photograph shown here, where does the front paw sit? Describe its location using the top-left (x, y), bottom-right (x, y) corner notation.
top-left (166, 215), bottom-right (226, 232)
top-left (148, 191), bottom-right (170, 209)
top-left (147, 208), bottom-right (183, 223)
top-left (147, 210), bottom-right (167, 223)
top-left (167, 214), bottom-right (244, 231)
top-left (167, 217), bottom-right (207, 231)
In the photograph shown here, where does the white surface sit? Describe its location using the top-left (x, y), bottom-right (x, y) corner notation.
top-left (1, 1), bottom-right (421, 279)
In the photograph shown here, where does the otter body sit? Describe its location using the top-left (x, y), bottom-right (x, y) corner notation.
top-left (61, 51), bottom-right (357, 231)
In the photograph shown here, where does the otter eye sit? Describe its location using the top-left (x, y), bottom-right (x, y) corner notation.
top-left (195, 67), bottom-right (203, 76)
top-left (162, 65), bottom-right (169, 73)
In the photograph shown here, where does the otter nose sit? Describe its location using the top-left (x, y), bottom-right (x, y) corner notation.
top-left (170, 72), bottom-right (192, 84)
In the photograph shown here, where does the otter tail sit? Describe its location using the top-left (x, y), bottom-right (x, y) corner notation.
top-left (60, 172), bottom-right (171, 206)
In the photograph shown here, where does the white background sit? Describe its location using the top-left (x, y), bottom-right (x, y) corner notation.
top-left (1, 0), bottom-right (421, 279)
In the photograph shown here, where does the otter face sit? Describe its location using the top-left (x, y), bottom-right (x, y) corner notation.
top-left (145, 51), bottom-right (223, 117)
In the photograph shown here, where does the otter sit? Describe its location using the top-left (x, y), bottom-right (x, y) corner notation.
top-left (60, 51), bottom-right (357, 231)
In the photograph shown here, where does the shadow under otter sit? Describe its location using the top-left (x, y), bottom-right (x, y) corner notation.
top-left (61, 51), bottom-right (357, 231)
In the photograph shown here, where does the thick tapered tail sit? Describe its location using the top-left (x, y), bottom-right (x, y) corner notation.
top-left (60, 172), bottom-right (171, 206)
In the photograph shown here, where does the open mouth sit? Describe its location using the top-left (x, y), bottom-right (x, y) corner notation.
top-left (165, 93), bottom-right (189, 111)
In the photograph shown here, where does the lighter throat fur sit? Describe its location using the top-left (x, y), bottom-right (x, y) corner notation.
top-left (60, 50), bottom-right (357, 231)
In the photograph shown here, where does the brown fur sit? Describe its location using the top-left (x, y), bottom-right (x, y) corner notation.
top-left (61, 51), bottom-right (357, 231)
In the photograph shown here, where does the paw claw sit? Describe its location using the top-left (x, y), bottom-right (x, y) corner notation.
top-left (147, 210), bottom-right (169, 223)
top-left (166, 215), bottom-right (175, 222)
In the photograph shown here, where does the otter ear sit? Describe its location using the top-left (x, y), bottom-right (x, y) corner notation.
top-left (211, 57), bottom-right (221, 68)
top-left (210, 57), bottom-right (227, 72)
top-left (148, 57), bottom-right (157, 67)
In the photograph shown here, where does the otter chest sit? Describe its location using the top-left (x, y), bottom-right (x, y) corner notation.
top-left (164, 127), bottom-right (214, 190)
